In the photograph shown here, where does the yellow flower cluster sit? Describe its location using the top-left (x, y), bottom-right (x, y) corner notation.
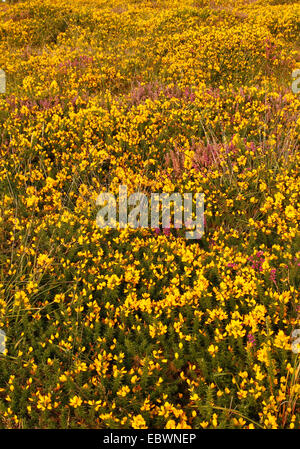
top-left (0, 0), bottom-right (299, 429)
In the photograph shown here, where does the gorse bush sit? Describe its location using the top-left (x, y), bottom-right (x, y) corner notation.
top-left (0, 0), bottom-right (299, 429)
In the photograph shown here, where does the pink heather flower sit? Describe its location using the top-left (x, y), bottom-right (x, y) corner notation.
top-left (163, 228), bottom-right (170, 236)
top-left (247, 333), bottom-right (256, 346)
top-left (227, 262), bottom-right (237, 268)
top-left (248, 251), bottom-right (265, 272)
top-left (270, 268), bottom-right (277, 284)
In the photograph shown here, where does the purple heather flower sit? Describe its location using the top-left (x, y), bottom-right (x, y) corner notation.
top-left (247, 333), bottom-right (256, 346)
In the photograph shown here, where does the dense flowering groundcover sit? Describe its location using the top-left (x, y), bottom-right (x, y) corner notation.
top-left (0, 0), bottom-right (299, 429)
